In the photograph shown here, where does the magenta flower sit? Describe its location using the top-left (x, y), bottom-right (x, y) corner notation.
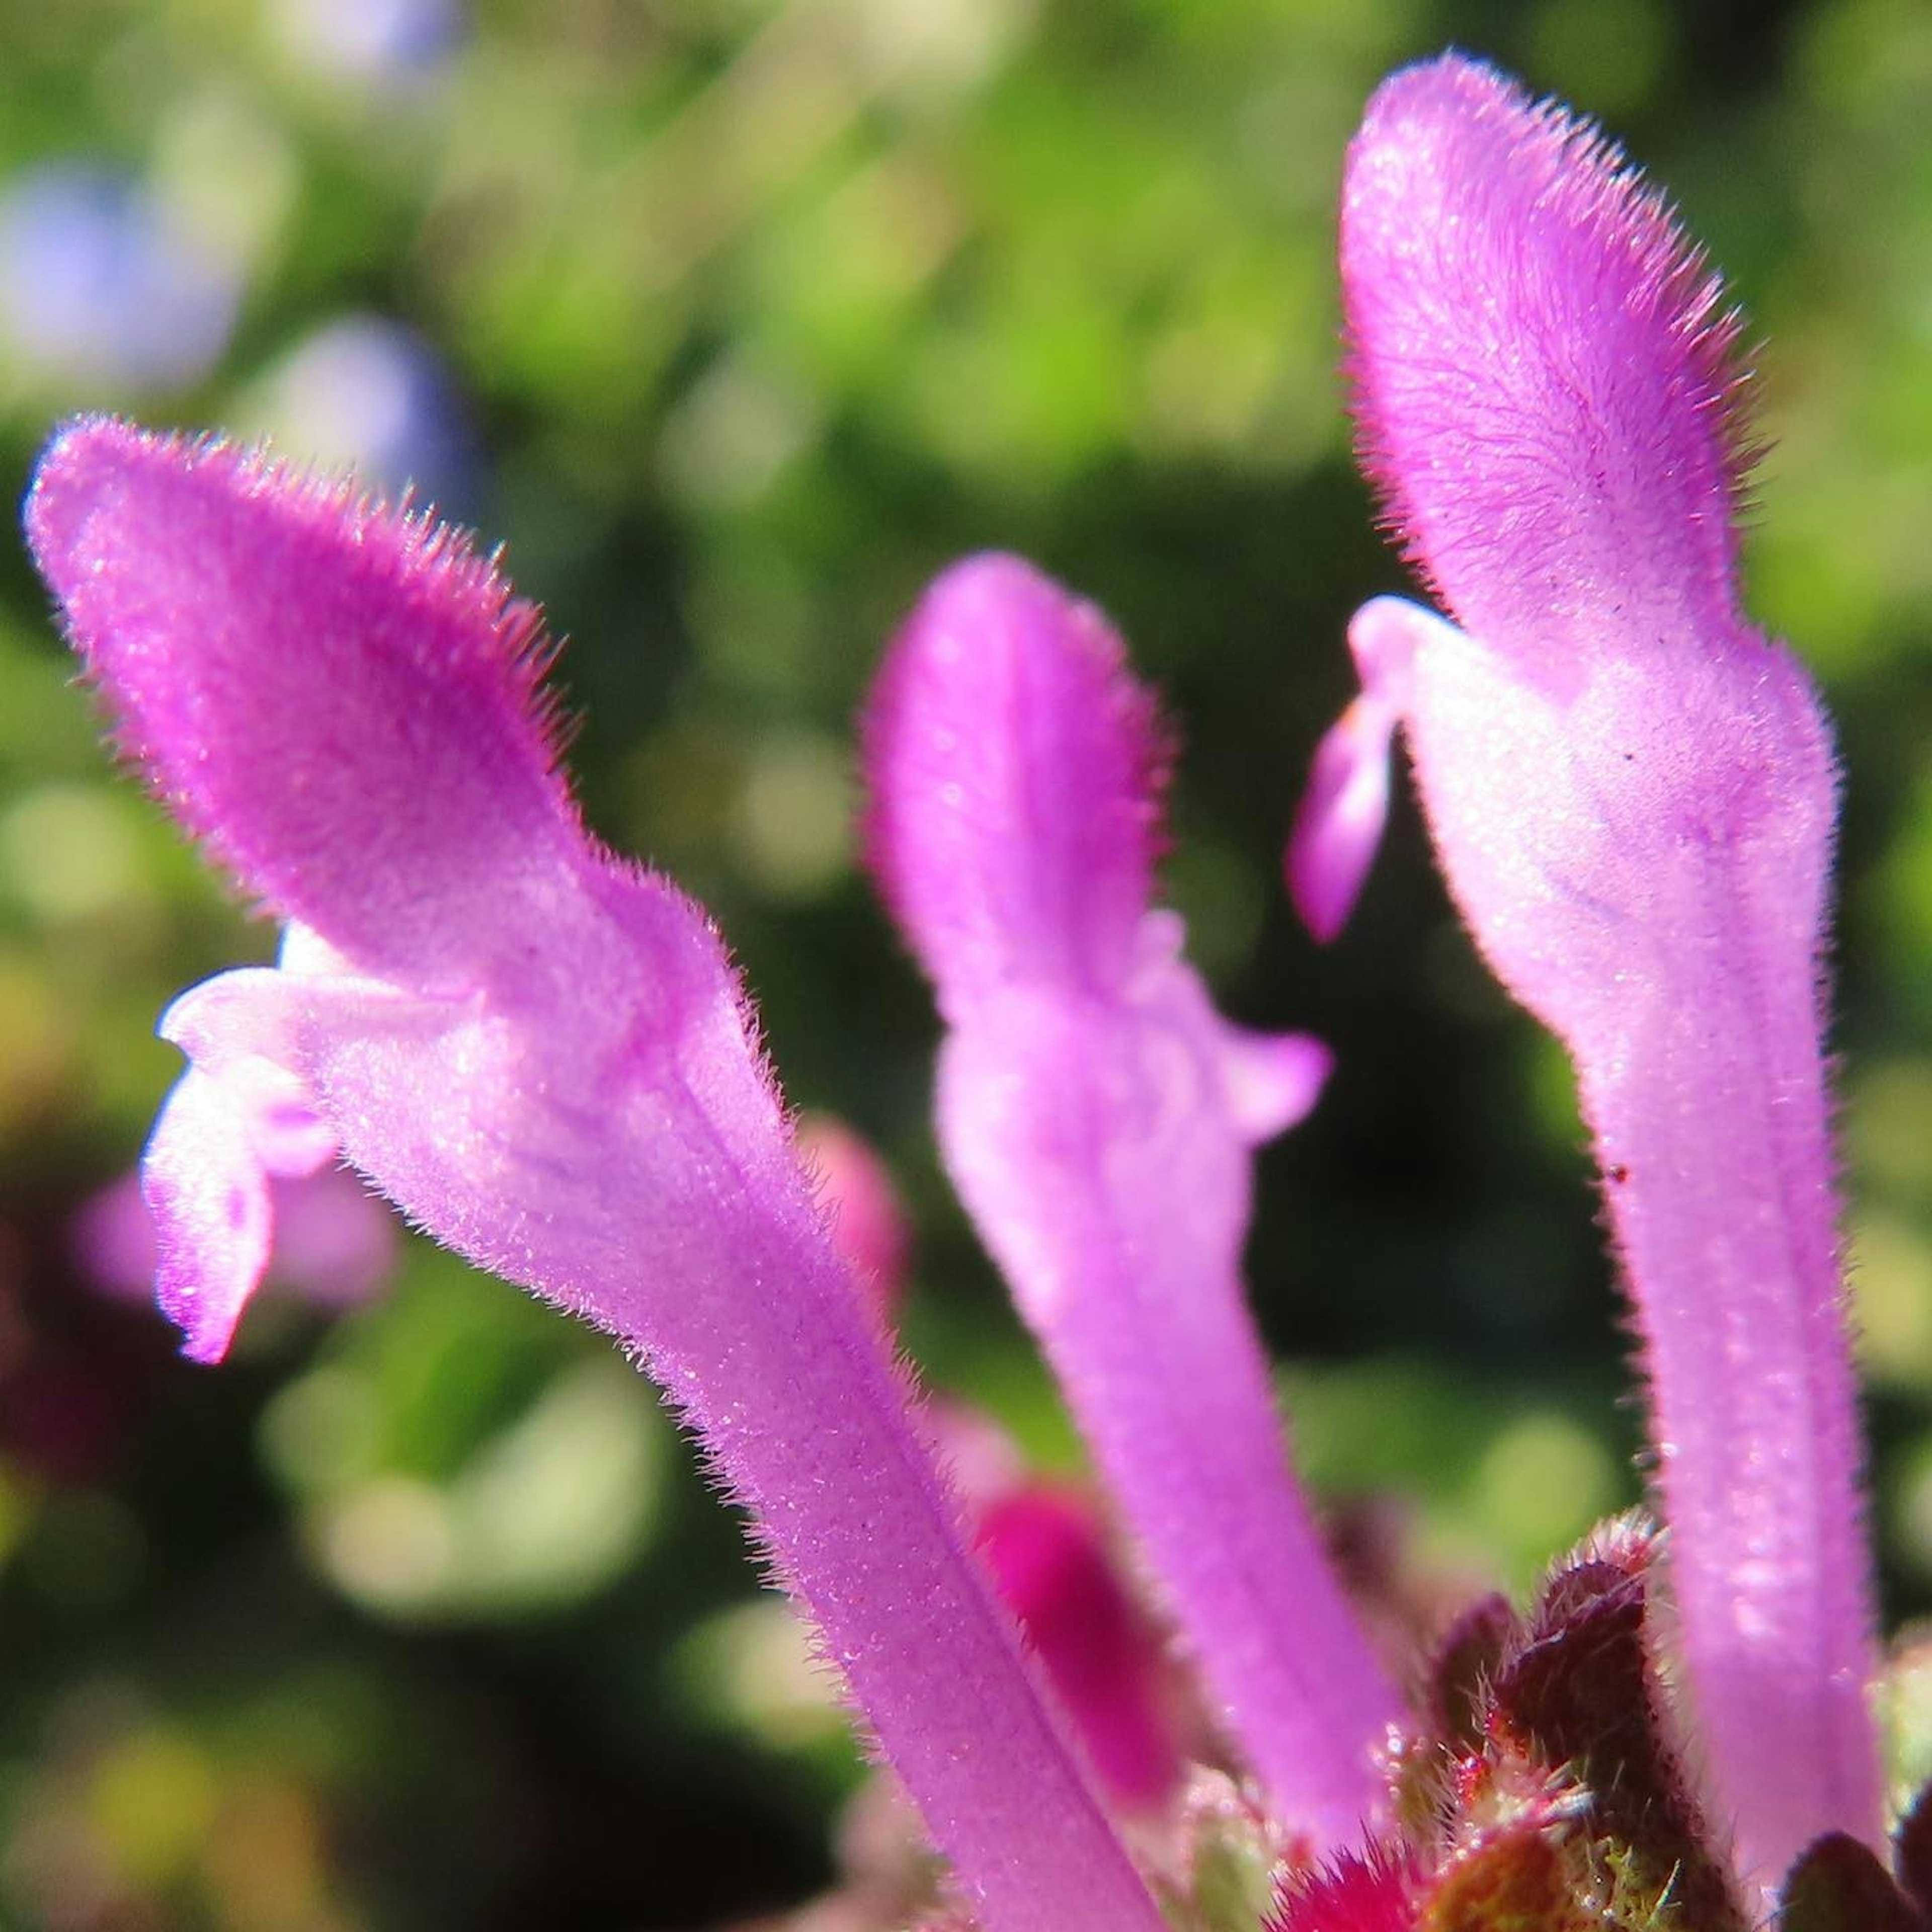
top-left (862, 554), bottom-right (1398, 1846)
top-left (794, 1111), bottom-right (914, 1324)
top-left (973, 1479), bottom-right (1184, 1816)
top-left (1290, 53), bottom-right (1881, 1899)
top-left (25, 421), bottom-right (1164, 1932)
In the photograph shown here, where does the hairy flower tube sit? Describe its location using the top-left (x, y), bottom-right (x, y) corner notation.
top-left (862, 554), bottom-right (1398, 1844)
top-left (1290, 52), bottom-right (1881, 1900)
top-left (24, 421), bottom-right (1165, 1932)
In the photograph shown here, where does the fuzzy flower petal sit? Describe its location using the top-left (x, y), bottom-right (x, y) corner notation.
top-left (863, 553), bottom-right (1166, 1011)
top-left (866, 553), bottom-right (1398, 1845)
top-left (1285, 599), bottom-right (1420, 942)
top-left (143, 1067), bottom-right (275, 1364)
top-left (1303, 54), bottom-right (1881, 1897)
top-left (27, 420), bottom-right (1162, 1932)
top-left (29, 420), bottom-right (575, 983)
top-left (1344, 54), bottom-right (1750, 668)
top-left (1211, 1020), bottom-right (1333, 1145)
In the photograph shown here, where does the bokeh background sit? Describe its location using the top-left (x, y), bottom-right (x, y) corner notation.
top-left (2, 0), bottom-right (1931, 1925)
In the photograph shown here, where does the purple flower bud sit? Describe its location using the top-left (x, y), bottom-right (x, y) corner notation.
top-left (974, 1482), bottom-right (1183, 1816)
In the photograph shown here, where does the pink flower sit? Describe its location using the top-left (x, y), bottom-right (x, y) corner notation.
top-left (973, 1480), bottom-right (1183, 1816)
top-left (26, 420), bottom-right (1162, 1932)
top-left (795, 1112), bottom-right (914, 1324)
top-left (862, 554), bottom-right (1395, 1845)
top-left (1290, 53), bottom-right (1880, 1899)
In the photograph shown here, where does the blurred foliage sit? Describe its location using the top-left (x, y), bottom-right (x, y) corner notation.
top-left (1, 0), bottom-right (1930, 1926)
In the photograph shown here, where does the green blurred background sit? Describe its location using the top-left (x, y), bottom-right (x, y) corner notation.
top-left (1, 0), bottom-right (1930, 1924)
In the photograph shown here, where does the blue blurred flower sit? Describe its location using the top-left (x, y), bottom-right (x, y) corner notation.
top-left (0, 164), bottom-right (240, 392)
top-left (275, 0), bottom-right (465, 89)
top-left (254, 314), bottom-right (480, 514)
